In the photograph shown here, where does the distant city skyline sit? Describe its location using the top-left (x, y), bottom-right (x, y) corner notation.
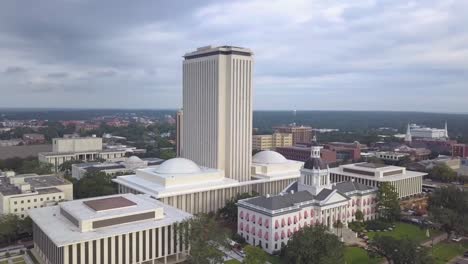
top-left (0, 0), bottom-right (467, 112)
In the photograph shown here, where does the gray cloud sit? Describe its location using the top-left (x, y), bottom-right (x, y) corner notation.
top-left (0, 0), bottom-right (467, 112)
top-left (4, 66), bottom-right (27, 74)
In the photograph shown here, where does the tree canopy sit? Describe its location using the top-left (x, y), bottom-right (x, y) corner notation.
top-left (284, 225), bottom-right (344, 264)
top-left (182, 214), bottom-right (229, 264)
top-left (71, 171), bottom-right (117, 199)
top-left (218, 192), bottom-right (258, 225)
top-left (428, 186), bottom-right (468, 235)
top-left (377, 182), bottom-right (400, 222)
top-left (427, 164), bottom-right (458, 183)
top-left (243, 245), bottom-right (268, 264)
top-left (368, 236), bottom-right (433, 264)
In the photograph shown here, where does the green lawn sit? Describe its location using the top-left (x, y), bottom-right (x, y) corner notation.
top-left (344, 247), bottom-right (383, 264)
top-left (366, 222), bottom-right (440, 243)
top-left (432, 241), bottom-right (468, 264)
top-left (266, 255), bottom-right (282, 264)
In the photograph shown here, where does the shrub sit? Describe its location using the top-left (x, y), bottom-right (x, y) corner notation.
top-left (365, 220), bottom-right (392, 231)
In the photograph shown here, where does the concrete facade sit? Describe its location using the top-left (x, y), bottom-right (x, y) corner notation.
top-left (181, 46), bottom-right (253, 182)
top-left (29, 194), bottom-right (191, 264)
top-left (39, 136), bottom-right (126, 171)
top-left (0, 172), bottom-right (73, 218)
top-left (252, 133), bottom-right (293, 151)
top-left (329, 163), bottom-right (426, 199)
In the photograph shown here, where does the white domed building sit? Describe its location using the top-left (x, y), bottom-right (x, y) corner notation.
top-left (114, 151), bottom-right (303, 215)
top-left (251, 150), bottom-right (303, 180)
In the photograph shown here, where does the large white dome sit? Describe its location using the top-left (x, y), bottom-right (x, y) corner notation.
top-left (154, 158), bottom-right (201, 174)
top-left (252, 150), bottom-right (288, 164)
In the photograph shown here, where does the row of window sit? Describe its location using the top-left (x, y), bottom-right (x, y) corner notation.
top-left (13, 195), bottom-right (62, 205)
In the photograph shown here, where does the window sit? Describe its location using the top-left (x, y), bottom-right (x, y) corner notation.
top-left (14, 209), bottom-right (17, 212)
top-left (40, 198), bottom-right (43, 201)
top-left (46, 197), bottom-right (49, 201)
top-left (27, 200), bottom-right (30, 203)
top-left (34, 199), bottom-right (37, 202)
top-left (14, 201), bottom-right (17, 205)
top-left (21, 201), bottom-right (24, 204)
top-left (275, 244), bottom-right (278, 249)
top-left (59, 196), bottom-right (62, 199)
top-left (21, 214), bottom-right (24, 218)
top-left (266, 243), bottom-right (268, 249)
top-left (21, 208), bottom-right (24, 211)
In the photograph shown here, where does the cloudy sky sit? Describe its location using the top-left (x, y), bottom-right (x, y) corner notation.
top-left (1, 0), bottom-right (467, 112)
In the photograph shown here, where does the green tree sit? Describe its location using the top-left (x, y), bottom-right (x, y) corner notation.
top-left (428, 164), bottom-right (457, 183)
top-left (17, 160), bottom-right (53, 174)
top-left (58, 160), bottom-right (84, 176)
top-left (218, 192), bottom-right (258, 225)
top-left (355, 210), bottom-right (364, 222)
top-left (182, 214), bottom-right (228, 264)
top-left (285, 225), bottom-right (344, 264)
top-left (74, 171), bottom-right (117, 199)
top-left (0, 214), bottom-right (20, 244)
top-left (368, 236), bottom-right (433, 264)
top-left (243, 245), bottom-right (267, 264)
top-left (377, 182), bottom-right (400, 222)
top-left (428, 186), bottom-right (468, 235)
top-left (18, 216), bottom-right (33, 236)
top-left (159, 149), bottom-right (176, 160)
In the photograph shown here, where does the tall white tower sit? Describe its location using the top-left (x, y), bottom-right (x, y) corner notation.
top-left (181, 46), bottom-right (254, 182)
top-left (444, 121), bottom-right (449, 138)
top-left (405, 123), bottom-right (412, 143)
top-left (298, 146), bottom-right (331, 195)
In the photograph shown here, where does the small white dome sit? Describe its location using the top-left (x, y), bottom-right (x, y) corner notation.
top-left (252, 150), bottom-right (287, 164)
top-left (127, 156), bottom-right (143, 163)
top-left (155, 158), bottom-right (201, 174)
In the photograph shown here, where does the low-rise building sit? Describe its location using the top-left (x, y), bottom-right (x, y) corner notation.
top-left (375, 151), bottom-right (409, 162)
top-left (276, 146), bottom-right (337, 164)
top-left (273, 125), bottom-right (313, 145)
top-left (452, 143), bottom-right (468, 158)
top-left (39, 136), bottom-right (126, 171)
top-left (252, 133), bottom-right (293, 151)
top-left (22, 133), bottom-right (46, 144)
top-left (29, 193), bottom-right (191, 264)
top-left (237, 147), bottom-right (378, 254)
top-left (71, 156), bottom-right (164, 179)
top-left (329, 163), bottom-right (426, 198)
top-left (0, 172), bottom-right (73, 218)
top-left (0, 139), bottom-right (23, 147)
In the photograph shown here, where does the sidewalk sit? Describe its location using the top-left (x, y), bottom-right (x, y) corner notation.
top-left (421, 233), bottom-right (448, 247)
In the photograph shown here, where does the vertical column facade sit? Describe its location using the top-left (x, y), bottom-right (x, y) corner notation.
top-left (182, 46), bottom-right (253, 182)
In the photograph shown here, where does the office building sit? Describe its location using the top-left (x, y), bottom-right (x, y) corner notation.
top-left (181, 46), bottom-right (253, 182)
top-left (176, 110), bottom-right (183, 157)
top-left (375, 151), bottom-right (409, 162)
top-left (276, 146), bottom-right (337, 164)
top-left (0, 172), bottom-right (73, 218)
top-left (237, 147), bottom-right (378, 254)
top-left (452, 143), bottom-right (468, 158)
top-left (29, 193), bottom-right (191, 264)
top-left (329, 163), bottom-right (426, 198)
top-left (252, 133), bottom-right (293, 151)
top-left (71, 156), bottom-right (164, 179)
top-left (273, 125), bottom-right (313, 145)
top-left (39, 136), bottom-right (126, 171)
top-left (409, 123), bottom-right (448, 140)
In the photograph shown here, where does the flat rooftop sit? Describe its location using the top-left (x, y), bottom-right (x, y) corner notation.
top-left (0, 175), bottom-right (70, 196)
top-left (29, 194), bottom-right (192, 247)
top-left (84, 196), bottom-right (137, 212)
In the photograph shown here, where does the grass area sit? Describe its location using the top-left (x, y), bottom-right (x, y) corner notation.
top-left (432, 241), bottom-right (468, 264)
top-left (266, 255), bottom-right (282, 264)
top-left (366, 222), bottom-right (440, 243)
top-left (344, 247), bottom-right (383, 264)
top-left (225, 260), bottom-right (241, 264)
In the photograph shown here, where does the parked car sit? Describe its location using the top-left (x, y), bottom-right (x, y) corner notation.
top-left (452, 236), bottom-right (463, 242)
